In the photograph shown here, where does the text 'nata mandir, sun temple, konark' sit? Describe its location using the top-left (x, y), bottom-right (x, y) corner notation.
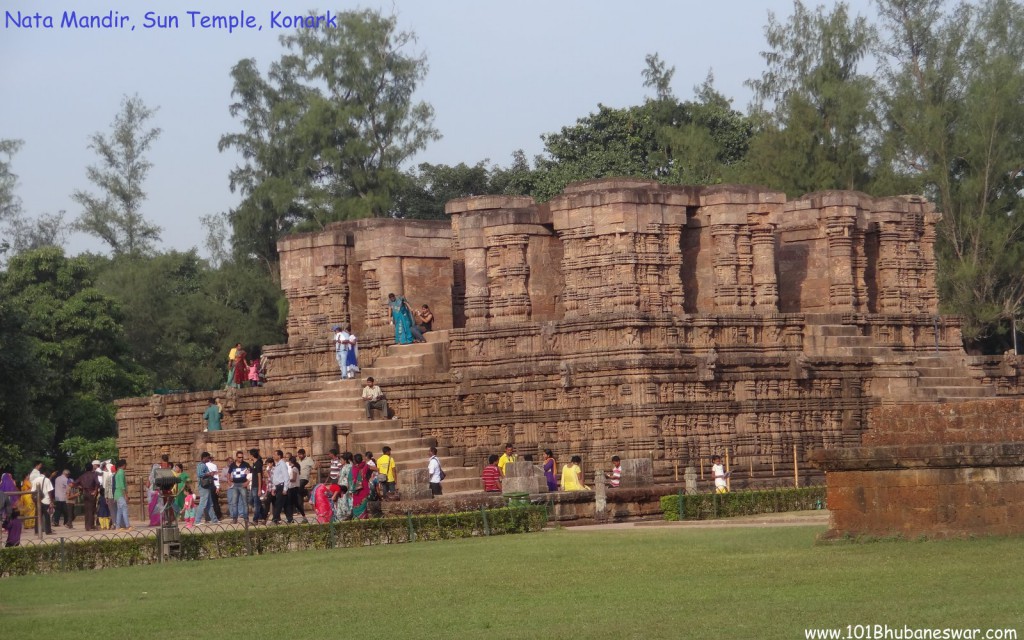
top-left (117, 179), bottom-right (1024, 537)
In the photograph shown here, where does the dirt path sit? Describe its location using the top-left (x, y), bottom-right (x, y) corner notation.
top-left (560, 510), bottom-right (830, 532)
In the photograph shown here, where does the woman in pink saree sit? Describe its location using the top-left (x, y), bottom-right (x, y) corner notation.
top-left (348, 453), bottom-right (371, 519)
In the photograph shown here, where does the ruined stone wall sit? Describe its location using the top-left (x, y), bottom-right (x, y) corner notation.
top-left (864, 400), bottom-right (1024, 446)
top-left (812, 399), bottom-right (1024, 538)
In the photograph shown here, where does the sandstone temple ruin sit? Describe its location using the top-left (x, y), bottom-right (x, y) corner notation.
top-left (116, 179), bottom-right (1024, 530)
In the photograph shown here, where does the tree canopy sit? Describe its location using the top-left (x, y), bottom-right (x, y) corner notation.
top-left (72, 94), bottom-right (163, 258)
top-left (220, 9), bottom-right (439, 273)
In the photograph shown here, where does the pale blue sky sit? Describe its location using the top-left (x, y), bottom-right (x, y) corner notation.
top-left (0, 0), bottom-right (876, 256)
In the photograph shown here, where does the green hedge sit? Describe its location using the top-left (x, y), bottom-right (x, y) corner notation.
top-left (0, 506), bottom-right (548, 578)
top-left (660, 486), bottom-right (826, 521)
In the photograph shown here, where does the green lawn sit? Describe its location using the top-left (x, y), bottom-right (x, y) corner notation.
top-left (1, 525), bottom-right (1021, 639)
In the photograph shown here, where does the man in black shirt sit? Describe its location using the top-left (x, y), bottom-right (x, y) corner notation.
top-left (248, 449), bottom-right (264, 523)
top-left (75, 463), bottom-right (101, 531)
top-left (227, 450), bottom-right (252, 524)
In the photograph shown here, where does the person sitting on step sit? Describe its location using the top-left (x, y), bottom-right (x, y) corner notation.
top-left (362, 377), bottom-right (392, 420)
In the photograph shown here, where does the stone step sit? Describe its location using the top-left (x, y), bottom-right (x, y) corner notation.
top-left (359, 364), bottom-right (423, 379)
top-left (371, 354), bottom-right (437, 370)
top-left (826, 335), bottom-right (873, 346)
top-left (424, 330), bottom-right (450, 343)
top-left (915, 356), bottom-right (962, 367)
top-left (805, 324), bottom-right (862, 337)
top-left (915, 366), bottom-right (962, 377)
top-left (347, 426), bottom-right (424, 441)
top-left (386, 341), bottom-right (444, 357)
top-left (260, 409), bottom-right (371, 426)
top-left (916, 376), bottom-right (978, 387)
top-left (915, 386), bottom-right (996, 399)
top-left (300, 398), bottom-right (367, 410)
top-left (351, 436), bottom-right (439, 455)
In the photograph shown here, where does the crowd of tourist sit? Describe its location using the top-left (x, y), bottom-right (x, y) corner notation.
top-left (179, 446), bottom-right (408, 527)
top-left (0, 444), bottom-right (635, 547)
top-left (0, 459), bottom-right (129, 545)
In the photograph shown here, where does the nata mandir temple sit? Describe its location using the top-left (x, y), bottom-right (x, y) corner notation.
top-left (117, 180), bottom-right (1024, 536)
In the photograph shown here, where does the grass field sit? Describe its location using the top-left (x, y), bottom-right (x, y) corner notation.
top-left (1, 524), bottom-right (1021, 639)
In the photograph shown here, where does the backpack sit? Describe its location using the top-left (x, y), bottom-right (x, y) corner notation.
top-left (198, 463), bottom-right (213, 489)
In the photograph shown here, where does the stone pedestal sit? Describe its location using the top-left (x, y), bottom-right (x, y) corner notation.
top-left (594, 474), bottom-right (607, 518)
top-left (398, 468), bottom-right (432, 501)
top-left (503, 461), bottom-right (549, 493)
top-left (619, 458), bottom-right (654, 488)
top-left (684, 466), bottom-right (698, 495)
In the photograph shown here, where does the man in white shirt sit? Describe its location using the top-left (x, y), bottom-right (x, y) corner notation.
top-left (427, 447), bottom-right (443, 498)
top-left (101, 461), bottom-right (116, 529)
top-left (28, 461), bottom-right (43, 483)
top-left (362, 377), bottom-right (390, 419)
top-left (31, 469), bottom-right (54, 534)
top-left (53, 469), bottom-right (73, 529)
top-left (270, 449), bottom-right (293, 524)
top-left (334, 326), bottom-right (359, 379)
top-left (207, 459), bottom-right (223, 521)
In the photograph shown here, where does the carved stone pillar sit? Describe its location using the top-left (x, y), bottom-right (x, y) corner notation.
top-left (750, 222), bottom-right (779, 311)
top-left (463, 247), bottom-right (490, 327)
top-left (712, 224), bottom-right (741, 311)
top-left (361, 264), bottom-right (388, 332)
top-left (921, 208), bottom-right (941, 314)
top-left (377, 256), bottom-right (405, 299)
top-left (487, 234), bottom-right (531, 323)
top-left (826, 206), bottom-right (857, 312)
top-left (877, 221), bottom-right (902, 313)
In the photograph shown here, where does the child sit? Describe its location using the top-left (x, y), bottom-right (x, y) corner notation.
top-left (181, 487), bottom-right (196, 529)
top-left (332, 485), bottom-right (351, 522)
top-left (97, 495), bottom-right (111, 530)
top-left (4, 508), bottom-right (23, 547)
top-left (712, 455), bottom-right (731, 494)
top-left (481, 455), bottom-right (502, 492)
top-left (247, 359), bottom-right (261, 387)
top-left (605, 455), bottom-right (622, 488)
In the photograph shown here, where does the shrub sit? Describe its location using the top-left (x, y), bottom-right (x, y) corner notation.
top-left (660, 486), bottom-right (826, 521)
top-left (0, 506), bottom-right (547, 578)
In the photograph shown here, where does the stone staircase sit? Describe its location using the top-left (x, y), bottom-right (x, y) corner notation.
top-left (253, 330), bottom-right (482, 493)
top-left (803, 323), bottom-right (892, 358)
top-left (805, 322), bottom-right (996, 403)
top-left (911, 355), bottom-right (996, 402)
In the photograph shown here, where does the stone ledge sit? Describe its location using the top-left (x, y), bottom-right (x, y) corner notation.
top-left (809, 443), bottom-right (1024, 471)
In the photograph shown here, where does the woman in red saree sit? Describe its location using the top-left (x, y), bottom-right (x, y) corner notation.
top-left (232, 349), bottom-right (247, 388)
top-left (313, 477), bottom-right (334, 524)
top-left (348, 453), bottom-right (371, 519)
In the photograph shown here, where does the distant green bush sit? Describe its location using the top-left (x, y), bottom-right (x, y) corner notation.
top-left (0, 506), bottom-right (548, 578)
top-left (660, 487), bottom-right (826, 521)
